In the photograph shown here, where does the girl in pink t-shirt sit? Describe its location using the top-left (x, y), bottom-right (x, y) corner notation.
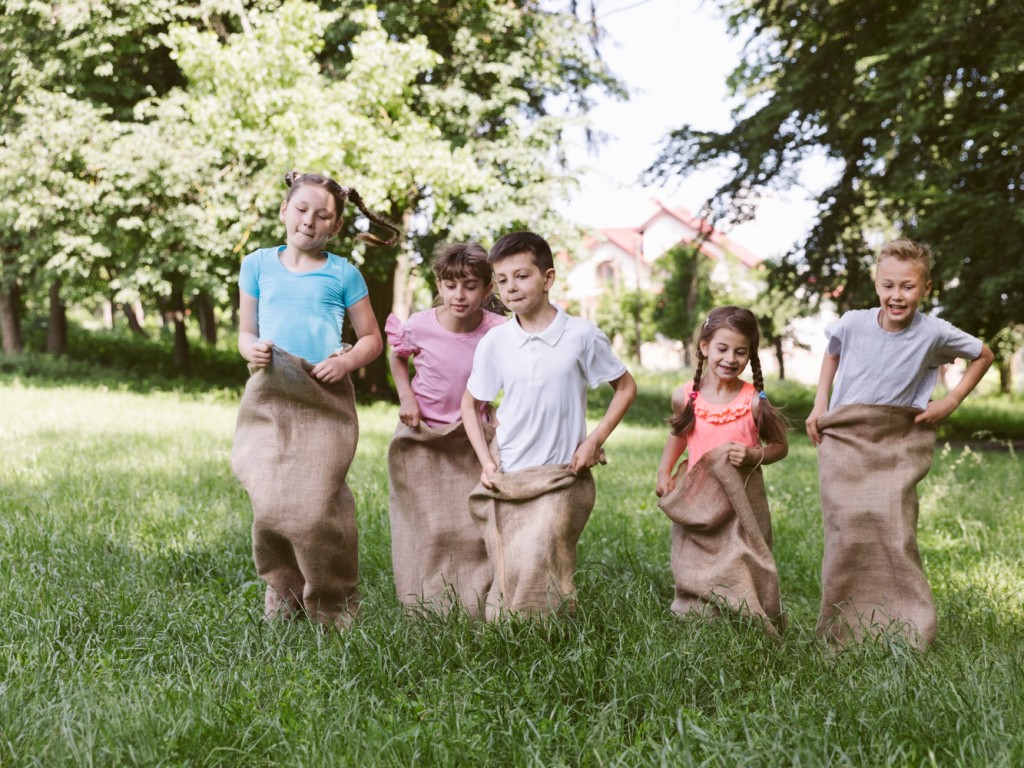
top-left (385, 243), bottom-right (505, 615)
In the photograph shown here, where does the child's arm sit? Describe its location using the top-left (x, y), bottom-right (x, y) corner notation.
top-left (569, 371), bottom-right (637, 474)
top-left (238, 291), bottom-right (272, 368)
top-left (388, 350), bottom-right (421, 427)
top-left (461, 388), bottom-right (499, 489)
top-left (656, 432), bottom-right (687, 497)
top-left (311, 296), bottom-right (383, 383)
top-left (805, 352), bottom-right (840, 446)
top-left (915, 343), bottom-right (995, 425)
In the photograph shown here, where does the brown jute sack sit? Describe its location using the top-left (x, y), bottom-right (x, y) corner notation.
top-left (469, 465), bottom-right (596, 620)
top-left (658, 443), bottom-right (785, 633)
top-left (387, 418), bottom-right (496, 617)
top-left (231, 348), bottom-right (360, 628)
top-left (816, 403), bottom-right (937, 649)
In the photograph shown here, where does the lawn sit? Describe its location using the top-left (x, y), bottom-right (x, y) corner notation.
top-left (1, 378), bottom-right (1022, 766)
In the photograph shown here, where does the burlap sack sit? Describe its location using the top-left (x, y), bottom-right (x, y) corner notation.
top-left (387, 418), bottom-right (496, 617)
top-left (232, 348), bottom-right (360, 628)
top-left (816, 403), bottom-right (937, 649)
top-left (469, 465), bottom-right (596, 620)
top-left (658, 443), bottom-right (784, 633)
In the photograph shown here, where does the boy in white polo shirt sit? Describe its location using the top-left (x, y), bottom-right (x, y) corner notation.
top-left (460, 231), bottom-right (636, 618)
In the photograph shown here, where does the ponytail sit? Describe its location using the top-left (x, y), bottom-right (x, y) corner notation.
top-left (283, 170), bottom-right (401, 247)
top-left (749, 353), bottom-right (789, 444)
top-left (668, 351), bottom-right (704, 436)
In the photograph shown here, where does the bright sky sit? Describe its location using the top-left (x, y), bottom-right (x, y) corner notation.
top-left (562, 0), bottom-right (831, 259)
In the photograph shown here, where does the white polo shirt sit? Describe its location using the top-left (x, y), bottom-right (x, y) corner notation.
top-left (467, 306), bottom-right (627, 472)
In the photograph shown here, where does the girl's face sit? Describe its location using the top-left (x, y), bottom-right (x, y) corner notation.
top-left (699, 327), bottom-right (752, 384)
top-left (280, 185), bottom-right (343, 253)
top-left (438, 274), bottom-right (491, 320)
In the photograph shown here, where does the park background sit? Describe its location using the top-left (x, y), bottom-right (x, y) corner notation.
top-left (2, 1), bottom-right (1022, 766)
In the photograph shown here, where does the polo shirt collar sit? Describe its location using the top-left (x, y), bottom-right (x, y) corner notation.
top-left (510, 305), bottom-right (568, 347)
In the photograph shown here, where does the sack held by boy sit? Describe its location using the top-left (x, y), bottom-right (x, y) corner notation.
top-left (806, 238), bottom-right (995, 649)
top-left (461, 231), bottom-right (637, 619)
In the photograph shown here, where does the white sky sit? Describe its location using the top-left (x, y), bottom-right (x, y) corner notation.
top-left (561, 0), bottom-right (833, 259)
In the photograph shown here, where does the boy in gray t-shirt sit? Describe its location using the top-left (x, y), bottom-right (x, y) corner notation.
top-left (806, 240), bottom-right (993, 442)
top-left (804, 238), bottom-right (994, 649)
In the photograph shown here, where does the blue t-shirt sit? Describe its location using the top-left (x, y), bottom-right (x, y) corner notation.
top-left (238, 246), bottom-right (369, 364)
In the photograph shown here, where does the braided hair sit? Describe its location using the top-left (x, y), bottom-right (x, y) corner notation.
top-left (284, 170), bottom-right (401, 246)
top-left (668, 305), bottom-right (788, 444)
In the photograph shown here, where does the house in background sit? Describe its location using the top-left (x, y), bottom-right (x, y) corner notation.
top-left (566, 201), bottom-right (763, 324)
top-left (565, 199), bottom-right (833, 382)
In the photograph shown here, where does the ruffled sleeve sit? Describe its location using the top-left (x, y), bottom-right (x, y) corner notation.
top-left (385, 313), bottom-right (419, 357)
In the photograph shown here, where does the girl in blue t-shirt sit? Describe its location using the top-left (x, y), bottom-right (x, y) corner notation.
top-left (232, 170), bottom-right (400, 628)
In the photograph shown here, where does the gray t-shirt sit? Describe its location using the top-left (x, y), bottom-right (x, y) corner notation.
top-left (826, 308), bottom-right (983, 410)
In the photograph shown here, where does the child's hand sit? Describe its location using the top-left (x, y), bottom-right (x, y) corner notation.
top-left (655, 471), bottom-right (675, 498)
top-left (398, 397), bottom-right (422, 428)
top-left (805, 404), bottom-right (827, 446)
top-left (569, 436), bottom-right (603, 474)
top-left (915, 395), bottom-right (957, 425)
top-left (250, 340), bottom-right (273, 369)
top-left (729, 444), bottom-right (761, 468)
top-left (480, 460), bottom-right (500, 490)
top-left (311, 354), bottom-right (353, 384)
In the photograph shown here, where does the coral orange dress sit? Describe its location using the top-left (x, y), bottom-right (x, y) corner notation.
top-left (683, 380), bottom-right (760, 468)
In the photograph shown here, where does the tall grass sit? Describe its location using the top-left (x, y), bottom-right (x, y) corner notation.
top-left (1, 379), bottom-right (1022, 766)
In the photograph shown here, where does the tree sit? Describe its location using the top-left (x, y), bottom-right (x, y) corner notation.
top-left (649, 0), bottom-right (1023, 390)
top-left (653, 243), bottom-right (716, 366)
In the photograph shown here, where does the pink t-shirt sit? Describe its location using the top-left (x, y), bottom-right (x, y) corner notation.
top-left (683, 380), bottom-right (760, 468)
top-left (386, 308), bottom-right (506, 426)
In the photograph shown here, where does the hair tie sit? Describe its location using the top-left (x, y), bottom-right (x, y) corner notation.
top-left (758, 391), bottom-right (768, 400)
top-left (688, 391), bottom-right (698, 401)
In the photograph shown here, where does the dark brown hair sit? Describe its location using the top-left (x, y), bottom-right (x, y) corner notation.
top-left (284, 170), bottom-right (401, 246)
top-left (432, 242), bottom-right (493, 283)
top-left (668, 305), bottom-right (788, 444)
top-left (488, 231), bottom-right (554, 272)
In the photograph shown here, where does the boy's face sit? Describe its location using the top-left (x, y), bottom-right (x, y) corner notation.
top-left (874, 256), bottom-right (932, 332)
top-left (493, 252), bottom-right (555, 319)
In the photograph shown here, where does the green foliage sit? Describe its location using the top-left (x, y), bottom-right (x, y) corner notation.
top-left (1, 382), bottom-right (1022, 764)
top-left (653, 243), bottom-right (715, 345)
top-left (594, 289), bottom-right (658, 362)
top-left (651, 0), bottom-right (1024, 347)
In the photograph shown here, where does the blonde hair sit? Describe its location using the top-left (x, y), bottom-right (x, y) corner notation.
top-left (877, 238), bottom-right (932, 281)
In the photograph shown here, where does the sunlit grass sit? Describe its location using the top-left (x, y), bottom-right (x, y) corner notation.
top-left (1, 381), bottom-right (1022, 766)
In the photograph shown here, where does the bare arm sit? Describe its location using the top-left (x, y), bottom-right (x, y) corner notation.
top-left (805, 352), bottom-right (840, 446)
top-left (915, 343), bottom-right (996, 425)
top-left (238, 291), bottom-right (272, 368)
top-left (388, 349), bottom-right (421, 427)
top-left (570, 370), bottom-right (637, 473)
top-left (461, 388), bottom-right (499, 489)
top-left (311, 296), bottom-right (383, 383)
top-left (655, 432), bottom-right (688, 497)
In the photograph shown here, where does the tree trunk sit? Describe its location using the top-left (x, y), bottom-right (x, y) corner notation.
top-left (350, 263), bottom-right (395, 396)
top-left (773, 336), bottom-right (785, 381)
top-left (120, 302), bottom-right (147, 336)
top-left (0, 282), bottom-right (24, 354)
top-left (391, 210), bottom-right (417, 322)
top-left (192, 291), bottom-right (217, 345)
top-left (165, 278), bottom-right (190, 373)
top-left (47, 280), bottom-right (68, 355)
top-left (997, 358), bottom-right (1011, 395)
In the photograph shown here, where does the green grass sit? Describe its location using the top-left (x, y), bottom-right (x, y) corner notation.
top-left (1, 379), bottom-right (1022, 766)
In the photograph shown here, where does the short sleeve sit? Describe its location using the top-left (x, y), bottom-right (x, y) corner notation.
top-left (583, 325), bottom-right (628, 388)
top-left (385, 313), bottom-right (418, 357)
top-left (824, 314), bottom-right (848, 356)
top-left (466, 332), bottom-right (502, 402)
top-left (338, 258), bottom-right (369, 307)
top-left (931, 318), bottom-right (983, 365)
top-left (239, 251), bottom-right (260, 298)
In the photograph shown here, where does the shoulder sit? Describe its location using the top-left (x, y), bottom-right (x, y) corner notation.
top-left (242, 246), bottom-right (279, 267)
top-left (324, 252), bottom-right (362, 275)
top-left (481, 310), bottom-right (508, 331)
top-left (670, 383), bottom-right (693, 412)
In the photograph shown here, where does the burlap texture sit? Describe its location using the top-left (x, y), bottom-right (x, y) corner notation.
top-left (469, 465), bottom-right (596, 620)
top-left (816, 403), bottom-right (937, 649)
top-left (658, 443), bottom-right (784, 633)
top-left (232, 348), bottom-right (360, 628)
top-left (387, 418), bottom-right (496, 616)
